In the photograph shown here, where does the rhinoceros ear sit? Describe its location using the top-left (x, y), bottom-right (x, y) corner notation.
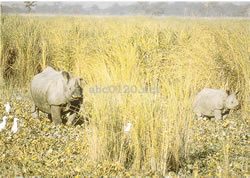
top-left (79, 77), bottom-right (86, 86)
top-left (62, 71), bottom-right (70, 83)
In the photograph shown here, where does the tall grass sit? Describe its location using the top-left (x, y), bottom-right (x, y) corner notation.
top-left (1, 15), bottom-right (249, 175)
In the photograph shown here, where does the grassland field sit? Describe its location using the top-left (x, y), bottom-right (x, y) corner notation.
top-left (0, 15), bottom-right (249, 176)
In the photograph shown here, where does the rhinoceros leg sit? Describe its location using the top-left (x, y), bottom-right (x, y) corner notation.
top-left (31, 104), bottom-right (39, 119)
top-left (196, 113), bottom-right (204, 120)
top-left (48, 114), bottom-right (52, 122)
top-left (222, 110), bottom-right (230, 120)
top-left (214, 109), bottom-right (222, 120)
top-left (51, 105), bottom-right (62, 125)
top-left (66, 113), bottom-right (77, 125)
top-left (222, 114), bottom-right (228, 120)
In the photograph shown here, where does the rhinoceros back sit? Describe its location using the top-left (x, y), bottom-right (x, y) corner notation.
top-left (193, 88), bottom-right (228, 116)
top-left (31, 67), bottom-right (68, 114)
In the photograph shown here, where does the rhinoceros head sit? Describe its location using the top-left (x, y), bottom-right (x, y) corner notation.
top-left (62, 71), bottom-right (83, 101)
top-left (225, 91), bottom-right (239, 109)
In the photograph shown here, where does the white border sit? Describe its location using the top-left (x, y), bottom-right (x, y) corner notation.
top-left (1, 0), bottom-right (249, 2)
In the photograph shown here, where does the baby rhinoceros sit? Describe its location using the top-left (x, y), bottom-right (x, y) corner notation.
top-left (30, 66), bottom-right (84, 125)
top-left (193, 88), bottom-right (239, 120)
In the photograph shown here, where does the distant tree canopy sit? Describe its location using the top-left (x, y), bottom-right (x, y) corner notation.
top-left (24, 1), bottom-right (36, 13)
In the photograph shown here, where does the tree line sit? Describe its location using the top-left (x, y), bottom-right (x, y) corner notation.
top-left (1, 2), bottom-right (250, 17)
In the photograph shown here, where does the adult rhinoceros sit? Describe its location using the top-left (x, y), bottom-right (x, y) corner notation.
top-left (30, 66), bottom-right (83, 125)
top-left (193, 88), bottom-right (239, 120)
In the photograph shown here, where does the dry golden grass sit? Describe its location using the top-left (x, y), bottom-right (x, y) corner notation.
top-left (0, 15), bottom-right (249, 176)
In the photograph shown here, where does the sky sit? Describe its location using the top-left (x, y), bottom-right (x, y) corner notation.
top-left (2, 1), bottom-right (249, 8)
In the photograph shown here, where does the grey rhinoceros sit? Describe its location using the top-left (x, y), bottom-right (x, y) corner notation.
top-left (30, 66), bottom-right (83, 125)
top-left (193, 88), bottom-right (239, 120)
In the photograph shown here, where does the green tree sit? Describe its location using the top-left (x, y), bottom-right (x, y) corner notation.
top-left (24, 1), bottom-right (36, 13)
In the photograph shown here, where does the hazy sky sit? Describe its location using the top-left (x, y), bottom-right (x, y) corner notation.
top-left (3, 1), bottom-right (136, 9)
top-left (3, 1), bottom-right (248, 9)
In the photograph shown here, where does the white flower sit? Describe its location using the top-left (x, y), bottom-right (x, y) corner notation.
top-left (0, 116), bottom-right (8, 132)
top-left (4, 102), bottom-right (11, 114)
top-left (124, 122), bottom-right (132, 133)
top-left (11, 117), bottom-right (19, 134)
